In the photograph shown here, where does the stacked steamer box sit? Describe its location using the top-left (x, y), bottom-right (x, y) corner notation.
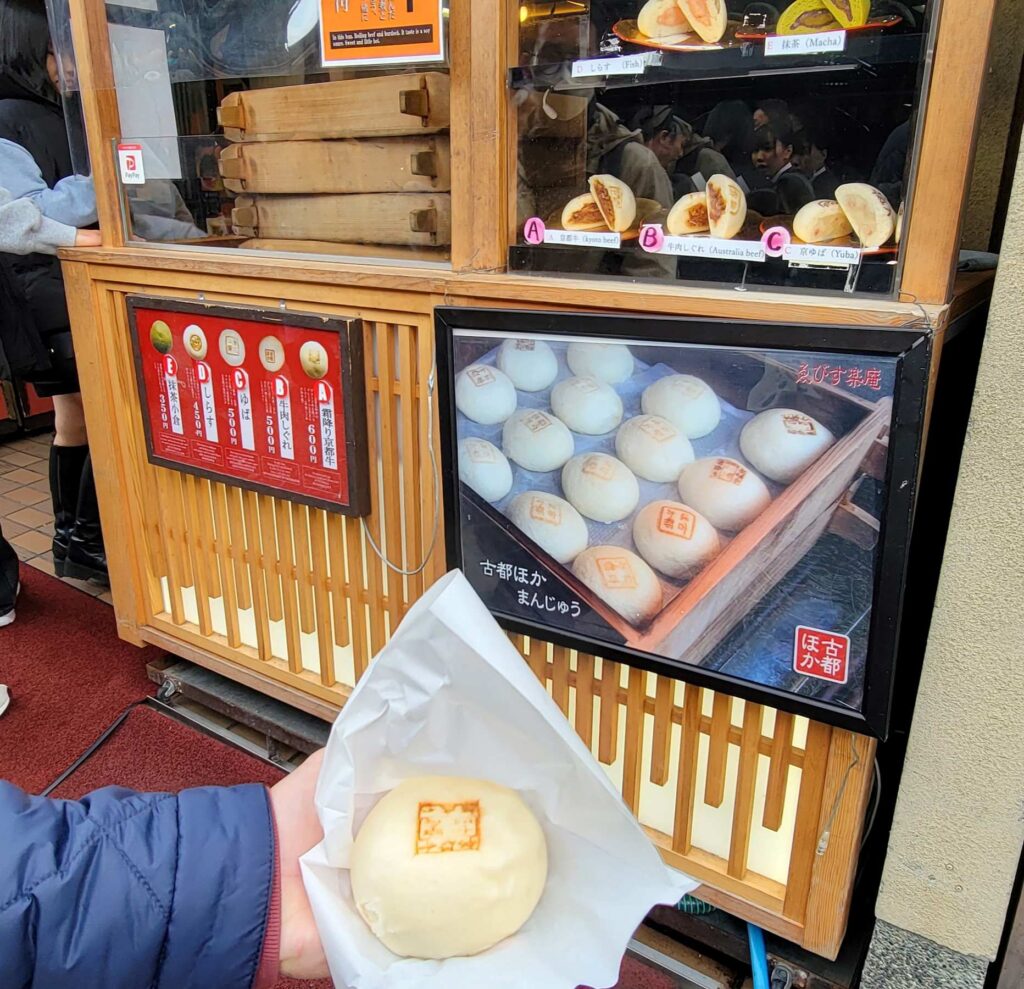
top-left (218, 72), bottom-right (451, 260)
top-left (456, 339), bottom-right (890, 669)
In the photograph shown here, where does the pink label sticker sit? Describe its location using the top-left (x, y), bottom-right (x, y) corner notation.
top-left (639, 223), bottom-right (665, 254)
top-left (762, 225), bottom-right (792, 258)
top-left (523, 217), bottom-right (546, 245)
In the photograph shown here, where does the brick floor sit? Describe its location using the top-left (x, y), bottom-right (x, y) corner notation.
top-left (0, 434), bottom-right (107, 600)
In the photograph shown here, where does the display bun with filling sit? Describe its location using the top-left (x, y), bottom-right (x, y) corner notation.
top-left (588, 174), bottom-right (637, 233)
top-left (777, 0), bottom-right (839, 33)
top-left (677, 0), bottom-right (728, 43)
top-left (706, 174), bottom-right (746, 239)
top-left (561, 193), bottom-right (608, 231)
top-left (637, 0), bottom-right (692, 38)
top-left (793, 200), bottom-right (854, 244)
top-left (666, 191), bottom-right (710, 236)
top-left (835, 183), bottom-right (896, 249)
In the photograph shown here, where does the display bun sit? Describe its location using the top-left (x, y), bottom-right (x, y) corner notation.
top-left (677, 456), bottom-right (772, 531)
top-left (497, 338), bottom-right (559, 392)
top-left (666, 191), bottom-right (710, 236)
top-left (588, 174), bottom-right (637, 232)
top-left (677, 0), bottom-right (728, 42)
top-left (561, 193), bottom-right (607, 231)
top-left (572, 546), bottom-right (662, 625)
top-left (895, 201), bottom-right (904, 245)
top-left (615, 414), bottom-right (694, 482)
top-left (455, 364), bottom-right (517, 425)
top-left (550, 376), bottom-right (624, 435)
top-left (793, 200), bottom-right (854, 244)
top-left (739, 409), bottom-right (836, 484)
top-left (632, 500), bottom-right (721, 579)
top-left (706, 174), bottom-right (747, 239)
top-left (777, 0), bottom-right (839, 33)
top-left (641, 374), bottom-right (722, 439)
top-left (835, 183), bottom-right (896, 249)
top-left (502, 409), bottom-right (575, 472)
top-left (561, 453), bottom-right (640, 523)
top-left (507, 490), bottom-right (589, 564)
top-left (637, 0), bottom-right (692, 38)
top-left (350, 776), bottom-right (548, 960)
top-left (459, 438), bottom-right (514, 503)
top-left (566, 341), bottom-right (634, 384)
top-left (822, 0), bottom-right (870, 27)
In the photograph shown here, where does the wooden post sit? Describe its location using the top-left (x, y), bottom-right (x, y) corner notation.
top-left (66, 0), bottom-right (125, 247)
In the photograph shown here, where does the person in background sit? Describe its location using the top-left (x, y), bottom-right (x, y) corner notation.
top-left (0, 188), bottom-right (100, 726)
top-left (752, 97), bottom-right (791, 131)
top-left (699, 100), bottom-right (755, 186)
top-left (0, 0), bottom-right (203, 590)
top-left (792, 119), bottom-right (841, 199)
top-left (627, 104), bottom-right (698, 202)
top-left (587, 101), bottom-right (676, 209)
top-left (748, 118), bottom-right (815, 215)
top-left (0, 748), bottom-right (331, 985)
top-left (870, 118), bottom-right (910, 210)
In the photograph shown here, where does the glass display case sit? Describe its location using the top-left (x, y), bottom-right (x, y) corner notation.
top-left (437, 307), bottom-right (931, 737)
top-left (46, 0), bottom-right (451, 263)
top-left (511, 0), bottom-right (938, 296)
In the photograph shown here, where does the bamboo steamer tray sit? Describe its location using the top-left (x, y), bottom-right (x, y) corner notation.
top-left (219, 137), bottom-right (452, 195)
top-left (462, 347), bottom-right (889, 670)
top-left (218, 72), bottom-right (450, 143)
top-left (239, 238), bottom-right (449, 262)
top-left (231, 192), bottom-right (452, 247)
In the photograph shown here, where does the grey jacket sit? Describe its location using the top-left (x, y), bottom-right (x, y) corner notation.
top-left (0, 186), bottom-right (75, 255)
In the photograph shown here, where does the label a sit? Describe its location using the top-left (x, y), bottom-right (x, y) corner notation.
top-left (765, 31), bottom-right (846, 56)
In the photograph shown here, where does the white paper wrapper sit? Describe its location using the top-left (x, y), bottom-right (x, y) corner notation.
top-left (300, 569), bottom-right (697, 989)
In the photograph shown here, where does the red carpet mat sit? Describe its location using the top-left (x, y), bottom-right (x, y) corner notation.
top-left (0, 566), bottom-right (158, 793)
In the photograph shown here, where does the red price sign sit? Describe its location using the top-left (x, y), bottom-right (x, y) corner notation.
top-left (794, 626), bottom-right (850, 684)
top-left (128, 298), bottom-right (369, 516)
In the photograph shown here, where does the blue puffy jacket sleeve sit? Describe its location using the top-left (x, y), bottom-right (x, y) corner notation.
top-left (0, 781), bottom-right (276, 989)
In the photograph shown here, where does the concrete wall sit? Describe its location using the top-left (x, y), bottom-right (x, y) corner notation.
top-left (874, 139), bottom-right (1024, 959)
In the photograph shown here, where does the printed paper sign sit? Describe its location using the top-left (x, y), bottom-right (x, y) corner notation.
top-left (129, 300), bottom-right (369, 515)
top-left (319, 0), bottom-right (445, 68)
top-left (571, 53), bottom-right (659, 77)
top-left (117, 143), bottom-right (146, 185)
top-left (640, 225), bottom-right (765, 262)
top-left (765, 30), bottom-right (846, 56)
top-left (544, 229), bottom-right (622, 249)
top-left (785, 243), bottom-right (862, 266)
top-left (794, 626), bottom-right (850, 684)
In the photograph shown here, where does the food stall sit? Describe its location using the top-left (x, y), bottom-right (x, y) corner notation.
top-left (50, 0), bottom-right (998, 968)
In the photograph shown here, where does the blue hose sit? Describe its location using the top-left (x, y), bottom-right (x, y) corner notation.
top-left (747, 923), bottom-right (770, 989)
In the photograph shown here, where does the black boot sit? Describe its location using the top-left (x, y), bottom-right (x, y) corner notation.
top-left (64, 455), bottom-right (109, 586)
top-left (50, 444), bottom-right (89, 575)
top-left (0, 526), bottom-right (19, 626)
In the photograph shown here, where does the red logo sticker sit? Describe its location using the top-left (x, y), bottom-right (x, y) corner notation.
top-left (794, 626), bottom-right (850, 684)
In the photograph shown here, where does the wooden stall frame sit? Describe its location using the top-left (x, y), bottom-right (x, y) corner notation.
top-left (56, 0), bottom-right (998, 964)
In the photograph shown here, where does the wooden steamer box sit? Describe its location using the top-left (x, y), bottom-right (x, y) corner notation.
top-left (469, 349), bottom-right (890, 671)
top-left (219, 74), bottom-right (452, 253)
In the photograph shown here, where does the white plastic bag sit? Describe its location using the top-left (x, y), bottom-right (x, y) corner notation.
top-left (300, 570), bottom-right (697, 989)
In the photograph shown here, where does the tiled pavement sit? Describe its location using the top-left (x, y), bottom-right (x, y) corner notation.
top-left (0, 433), bottom-right (113, 604)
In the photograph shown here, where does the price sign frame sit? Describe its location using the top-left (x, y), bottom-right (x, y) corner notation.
top-left (127, 296), bottom-right (370, 516)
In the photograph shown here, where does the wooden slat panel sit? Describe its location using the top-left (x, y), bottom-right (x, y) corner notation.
top-left (309, 508), bottom-right (336, 686)
top-left (377, 324), bottom-right (405, 635)
top-left (621, 667), bottom-right (647, 815)
top-left (293, 504), bottom-right (316, 634)
top-left (274, 499), bottom-right (303, 673)
top-left (598, 659), bottom-right (621, 764)
top-left (551, 645), bottom-right (571, 716)
top-left (211, 483), bottom-right (242, 648)
top-left (154, 469), bottom-right (186, 624)
top-left (182, 475), bottom-right (213, 636)
top-left (673, 684), bottom-right (704, 856)
top-left (705, 693), bottom-right (733, 808)
top-left (258, 495), bottom-right (284, 622)
top-left (783, 720), bottom-right (834, 921)
top-left (574, 652), bottom-right (596, 749)
top-left (197, 480), bottom-right (222, 600)
top-left (764, 712), bottom-right (796, 831)
top-left (399, 328), bottom-right (424, 603)
top-left (345, 514), bottom-right (370, 678)
top-left (327, 513), bottom-right (351, 648)
top-left (225, 486), bottom-right (252, 611)
top-left (651, 676), bottom-right (675, 785)
top-left (242, 489), bottom-right (273, 662)
top-left (363, 324), bottom-right (388, 657)
top-left (728, 703), bottom-right (764, 879)
top-left (527, 637), bottom-right (548, 683)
